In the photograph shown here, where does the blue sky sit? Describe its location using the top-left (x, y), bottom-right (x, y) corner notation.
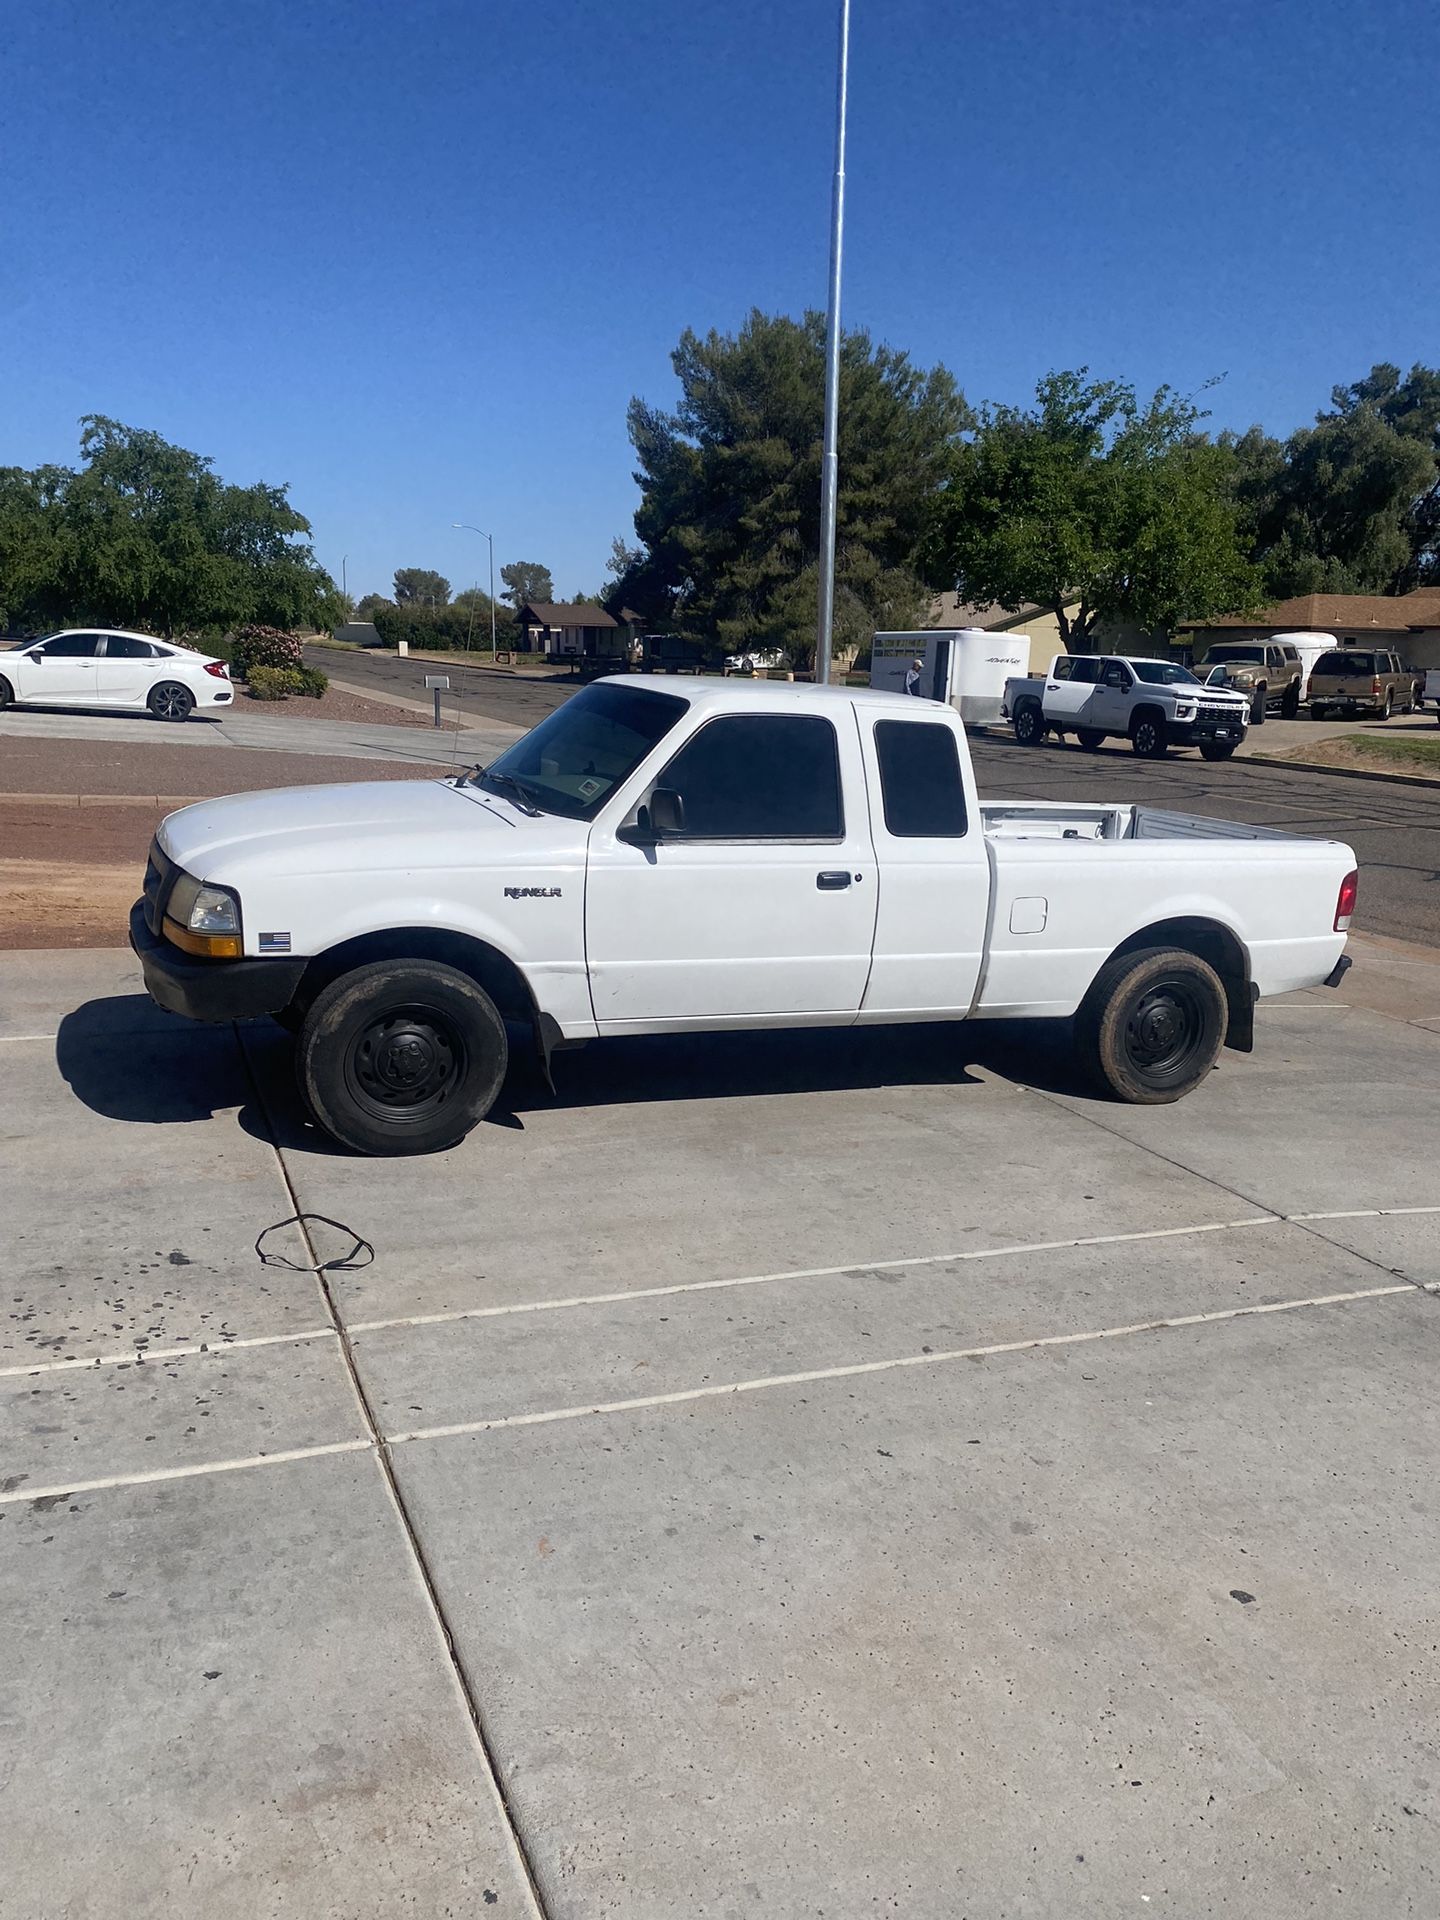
top-left (6, 0), bottom-right (1435, 602)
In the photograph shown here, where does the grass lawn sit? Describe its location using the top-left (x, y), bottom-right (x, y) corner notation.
top-left (1265, 730), bottom-right (1440, 777)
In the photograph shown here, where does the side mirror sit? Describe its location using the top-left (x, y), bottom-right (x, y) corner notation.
top-left (648, 787), bottom-right (685, 836)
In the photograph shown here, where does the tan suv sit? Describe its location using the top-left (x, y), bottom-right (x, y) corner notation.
top-left (1308, 648), bottom-right (1420, 720)
top-left (1193, 640), bottom-right (1304, 722)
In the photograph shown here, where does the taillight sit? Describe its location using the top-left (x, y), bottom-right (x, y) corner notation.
top-left (1371, 678), bottom-right (1382, 695)
top-left (204, 661), bottom-right (229, 679)
top-left (1334, 870), bottom-right (1358, 932)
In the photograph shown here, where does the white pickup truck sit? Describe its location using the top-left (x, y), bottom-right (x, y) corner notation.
top-left (1002, 654), bottom-right (1252, 759)
top-left (130, 678), bottom-right (1357, 1155)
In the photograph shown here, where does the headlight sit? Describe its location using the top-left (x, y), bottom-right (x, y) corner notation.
top-left (163, 873), bottom-right (243, 958)
top-left (1174, 702), bottom-right (1197, 720)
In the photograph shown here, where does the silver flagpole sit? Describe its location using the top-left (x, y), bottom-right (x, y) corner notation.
top-left (814, 0), bottom-right (850, 685)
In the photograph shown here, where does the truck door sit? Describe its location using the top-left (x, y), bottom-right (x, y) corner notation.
top-left (585, 708), bottom-right (878, 1024)
top-left (1043, 655), bottom-right (1103, 723)
top-left (857, 713), bottom-right (989, 1017)
top-left (1090, 658), bottom-right (1135, 727)
top-left (930, 637), bottom-right (951, 703)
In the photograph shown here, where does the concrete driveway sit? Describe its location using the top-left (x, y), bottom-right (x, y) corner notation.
top-left (3, 943), bottom-right (1439, 1917)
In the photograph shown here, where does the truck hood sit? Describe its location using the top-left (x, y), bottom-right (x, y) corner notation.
top-left (157, 779), bottom-right (590, 884)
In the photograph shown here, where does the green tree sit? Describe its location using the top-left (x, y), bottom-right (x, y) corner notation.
top-left (1229, 363), bottom-right (1440, 595)
top-left (920, 371), bottom-right (1259, 652)
top-left (393, 567), bottom-right (450, 606)
top-left (499, 560), bottom-right (555, 608)
top-left (354, 592), bottom-right (394, 621)
top-left (622, 310), bottom-right (970, 663)
top-left (0, 417), bottom-right (337, 634)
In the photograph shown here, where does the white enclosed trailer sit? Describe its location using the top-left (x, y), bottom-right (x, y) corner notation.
top-left (870, 628), bottom-right (1029, 722)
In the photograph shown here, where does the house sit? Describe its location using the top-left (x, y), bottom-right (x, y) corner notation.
top-left (926, 594), bottom-right (1151, 671)
top-left (1181, 590), bottom-right (1440, 671)
top-left (515, 602), bottom-right (645, 662)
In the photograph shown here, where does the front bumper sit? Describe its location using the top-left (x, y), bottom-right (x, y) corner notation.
top-left (1169, 713), bottom-right (1249, 747)
top-left (130, 900), bottom-right (306, 1022)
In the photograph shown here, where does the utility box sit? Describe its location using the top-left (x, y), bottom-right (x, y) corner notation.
top-left (870, 628), bottom-right (1029, 723)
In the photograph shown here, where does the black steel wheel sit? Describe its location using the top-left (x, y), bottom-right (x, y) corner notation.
top-left (296, 959), bottom-right (509, 1155)
top-left (148, 681), bottom-right (195, 722)
top-left (1130, 713), bottom-right (1168, 758)
top-left (1013, 701), bottom-right (1045, 746)
top-left (1075, 945), bottom-right (1227, 1104)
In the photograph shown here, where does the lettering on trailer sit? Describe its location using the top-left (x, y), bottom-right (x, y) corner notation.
top-left (504, 886), bottom-right (563, 900)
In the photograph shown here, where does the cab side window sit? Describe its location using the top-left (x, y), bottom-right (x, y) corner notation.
top-left (656, 714), bottom-right (843, 840)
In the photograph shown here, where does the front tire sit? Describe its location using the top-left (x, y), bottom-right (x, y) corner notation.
top-left (148, 681), bottom-right (195, 722)
top-left (1130, 713), bottom-right (1168, 758)
top-left (296, 959), bottom-right (509, 1156)
top-left (1013, 702), bottom-right (1045, 746)
top-left (1250, 686), bottom-right (1267, 726)
top-left (1199, 741), bottom-right (1237, 761)
top-left (1075, 946), bottom-right (1228, 1105)
top-left (1075, 729), bottom-right (1104, 752)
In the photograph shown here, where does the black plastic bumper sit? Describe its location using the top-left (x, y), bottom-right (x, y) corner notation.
top-left (1170, 719), bottom-right (1248, 747)
top-left (129, 900), bottom-right (306, 1023)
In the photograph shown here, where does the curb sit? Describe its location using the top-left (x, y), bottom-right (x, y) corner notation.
top-left (2, 791), bottom-right (208, 808)
top-left (1244, 751), bottom-right (1440, 793)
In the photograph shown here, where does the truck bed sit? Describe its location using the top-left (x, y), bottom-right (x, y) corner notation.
top-left (980, 801), bottom-right (1294, 843)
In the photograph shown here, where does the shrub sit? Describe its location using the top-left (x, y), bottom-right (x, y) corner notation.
top-left (172, 632), bottom-right (234, 664)
top-left (292, 665), bottom-right (328, 698)
top-left (371, 603), bottom-right (515, 652)
top-left (232, 625), bottom-right (304, 679)
top-left (246, 665), bottom-right (305, 700)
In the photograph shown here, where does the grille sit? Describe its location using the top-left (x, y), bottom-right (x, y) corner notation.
top-left (1195, 701), bottom-right (1245, 724)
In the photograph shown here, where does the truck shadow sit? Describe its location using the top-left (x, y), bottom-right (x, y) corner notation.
top-left (57, 994), bottom-right (1093, 1149)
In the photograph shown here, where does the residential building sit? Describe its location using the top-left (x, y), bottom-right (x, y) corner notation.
top-left (1182, 590), bottom-right (1440, 670)
top-left (515, 603), bottom-right (645, 662)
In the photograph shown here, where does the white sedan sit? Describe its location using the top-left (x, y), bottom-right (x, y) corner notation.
top-left (0, 629), bottom-right (233, 721)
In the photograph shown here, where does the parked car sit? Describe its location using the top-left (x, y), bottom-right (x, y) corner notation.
top-left (1001, 655), bottom-right (1251, 759)
top-left (1307, 648), bottom-right (1419, 720)
top-left (0, 629), bottom-right (231, 721)
top-left (723, 648), bottom-right (786, 674)
top-left (1192, 640), bottom-right (1304, 721)
top-left (131, 677), bottom-right (1355, 1155)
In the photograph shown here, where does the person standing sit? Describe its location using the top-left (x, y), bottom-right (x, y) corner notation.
top-left (905, 656), bottom-right (925, 697)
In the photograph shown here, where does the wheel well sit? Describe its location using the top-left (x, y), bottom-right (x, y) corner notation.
top-left (296, 928), bottom-right (540, 1027)
top-left (1109, 917), bottom-right (1253, 1052)
top-left (1128, 702), bottom-right (1166, 733)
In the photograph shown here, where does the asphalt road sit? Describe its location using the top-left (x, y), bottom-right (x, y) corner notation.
top-left (308, 648), bottom-right (1440, 949)
top-left (308, 641), bottom-right (574, 729)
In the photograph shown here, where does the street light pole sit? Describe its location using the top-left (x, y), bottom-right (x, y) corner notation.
top-left (341, 554), bottom-right (348, 601)
top-left (814, 0), bottom-right (851, 686)
top-left (452, 523), bottom-right (497, 659)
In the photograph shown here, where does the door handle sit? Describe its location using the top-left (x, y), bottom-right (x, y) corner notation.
top-left (816, 870), bottom-right (852, 890)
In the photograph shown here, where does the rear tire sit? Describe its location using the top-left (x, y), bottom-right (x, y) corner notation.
top-left (1075, 729), bottom-right (1104, 752)
top-left (1199, 741), bottom-right (1237, 761)
top-left (1013, 702), bottom-right (1045, 746)
top-left (1379, 691), bottom-right (1393, 720)
top-left (1130, 713), bottom-right (1168, 758)
top-left (148, 681), bottom-right (194, 722)
top-left (1280, 682), bottom-right (1300, 718)
top-left (296, 959), bottom-right (509, 1156)
top-left (1075, 946), bottom-right (1228, 1105)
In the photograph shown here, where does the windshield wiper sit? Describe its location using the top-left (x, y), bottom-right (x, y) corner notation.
top-left (470, 768), bottom-right (545, 816)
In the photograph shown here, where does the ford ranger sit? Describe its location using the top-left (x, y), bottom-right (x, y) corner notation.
top-left (130, 678), bottom-right (1356, 1155)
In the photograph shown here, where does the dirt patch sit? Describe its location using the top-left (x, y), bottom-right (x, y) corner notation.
top-left (235, 684), bottom-right (454, 729)
top-left (0, 736), bottom-right (454, 799)
top-left (2, 858), bottom-right (141, 948)
top-left (1258, 733), bottom-right (1440, 780)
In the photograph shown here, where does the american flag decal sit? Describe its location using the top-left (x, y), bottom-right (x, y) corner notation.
top-left (258, 931), bottom-right (292, 953)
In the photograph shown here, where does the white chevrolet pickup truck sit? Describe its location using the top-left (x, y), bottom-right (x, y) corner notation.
top-left (130, 678), bottom-right (1357, 1155)
top-left (1002, 654), bottom-right (1253, 758)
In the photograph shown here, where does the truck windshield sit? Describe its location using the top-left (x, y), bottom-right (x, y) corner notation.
top-left (1202, 646), bottom-right (1262, 665)
top-left (1131, 661), bottom-right (1199, 685)
top-left (471, 682), bottom-right (689, 819)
